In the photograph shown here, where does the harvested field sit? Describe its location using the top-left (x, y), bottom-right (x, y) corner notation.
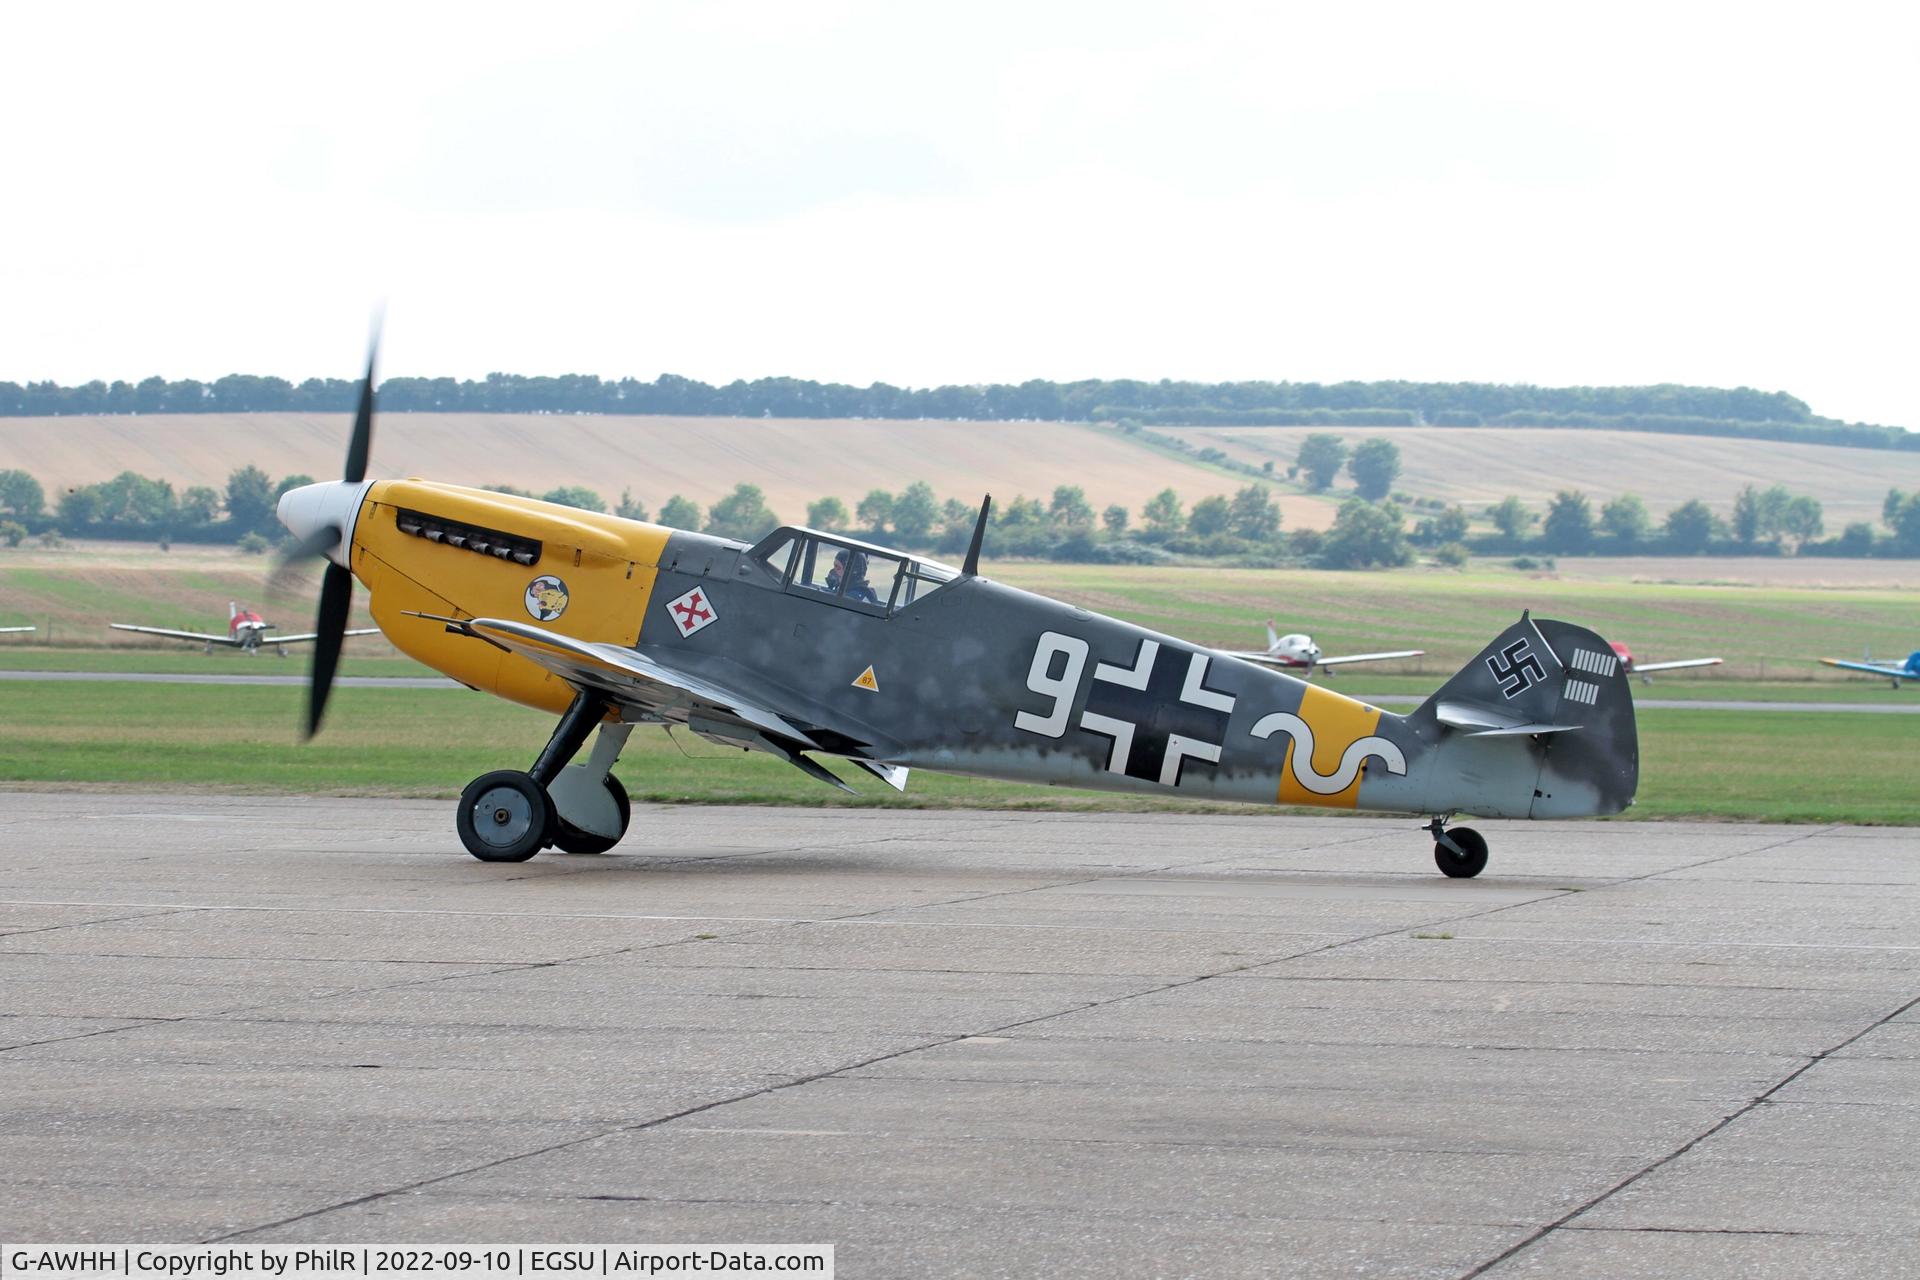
top-left (1158, 424), bottom-right (1920, 528)
top-left (1, 413), bottom-right (1344, 530)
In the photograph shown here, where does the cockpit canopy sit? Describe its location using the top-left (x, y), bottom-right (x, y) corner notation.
top-left (744, 527), bottom-right (960, 616)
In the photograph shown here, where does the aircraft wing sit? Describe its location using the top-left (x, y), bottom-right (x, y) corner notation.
top-left (1314, 649), bottom-right (1426, 668)
top-left (1819, 657), bottom-right (1904, 676)
top-left (1632, 657), bottom-right (1723, 674)
top-left (424, 614), bottom-right (900, 793)
top-left (259, 628), bottom-right (380, 646)
top-left (110, 624), bottom-right (244, 646)
top-left (1218, 649), bottom-right (1308, 669)
top-left (0, 626), bottom-right (33, 634)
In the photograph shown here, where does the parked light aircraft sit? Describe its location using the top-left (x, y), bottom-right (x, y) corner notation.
top-left (1223, 621), bottom-right (1424, 676)
top-left (1819, 651), bottom-right (1920, 688)
top-left (1607, 643), bottom-right (1723, 683)
top-left (274, 343), bottom-right (1638, 878)
top-left (111, 602), bottom-right (376, 656)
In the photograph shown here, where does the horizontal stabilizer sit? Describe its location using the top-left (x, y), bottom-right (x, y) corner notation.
top-left (851, 758), bottom-right (910, 791)
top-left (1434, 700), bottom-right (1582, 737)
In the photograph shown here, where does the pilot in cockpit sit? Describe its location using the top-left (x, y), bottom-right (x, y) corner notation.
top-left (827, 549), bottom-right (878, 603)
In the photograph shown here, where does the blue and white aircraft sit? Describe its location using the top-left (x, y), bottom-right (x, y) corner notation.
top-left (1819, 651), bottom-right (1920, 688)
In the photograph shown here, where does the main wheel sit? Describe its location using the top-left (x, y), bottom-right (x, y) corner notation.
top-left (457, 770), bottom-right (554, 863)
top-left (553, 774), bottom-right (631, 855)
top-left (1434, 826), bottom-right (1489, 878)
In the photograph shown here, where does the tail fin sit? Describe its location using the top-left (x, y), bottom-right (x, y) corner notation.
top-left (1265, 618), bottom-right (1281, 651)
top-left (229, 601), bottom-right (238, 620)
top-left (1413, 612), bottom-right (1638, 818)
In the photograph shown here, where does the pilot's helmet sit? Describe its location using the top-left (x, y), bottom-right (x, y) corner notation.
top-left (848, 552), bottom-right (868, 578)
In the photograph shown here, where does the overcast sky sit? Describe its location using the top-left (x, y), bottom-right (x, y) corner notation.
top-left (3, 2), bottom-right (1914, 427)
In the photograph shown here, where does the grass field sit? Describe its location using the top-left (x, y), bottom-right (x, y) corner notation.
top-left (1, 681), bottom-right (1912, 825)
top-left (4, 548), bottom-right (1915, 682)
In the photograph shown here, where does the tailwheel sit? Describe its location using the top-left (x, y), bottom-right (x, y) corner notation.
top-left (552, 774), bottom-right (631, 855)
top-left (457, 769), bottom-right (554, 863)
top-left (1433, 825), bottom-right (1489, 879)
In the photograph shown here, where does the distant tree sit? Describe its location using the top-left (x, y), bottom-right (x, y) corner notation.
top-left (1102, 503), bottom-right (1129, 534)
top-left (1486, 495), bottom-right (1535, 541)
top-left (1188, 494), bottom-right (1232, 536)
top-left (57, 486), bottom-right (103, 529)
top-left (659, 494), bottom-right (702, 529)
top-left (1347, 438), bottom-right (1401, 501)
top-left (540, 486), bottom-right (606, 513)
top-left (941, 497), bottom-right (976, 534)
top-left (1227, 485), bottom-right (1281, 540)
top-left (704, 483), bottom-right (780, 542)
top-left (1599, 494), bottom-right (1651, 548)
top-left (807, 496), bottom-right (850, 531)
top-left (615, 488), bottom-right (649, 521)
top-left (1049, 485), bottom-right (1094, 527)
top-left (274, 473), bottom-right (316, 502)
top-left (225, 465), bottom-right (277, 534)
top-left (1296, 434), bottom-right (1348, 491)
top-left (179, 486), bottom-right (221, 524)
top-left (1412, 506), bottom-right (1470, 546)
top-left (1890, 492), bottom-right (1920, 552)
top-left (891, 481), bottom-right (940, 540)
top-left (856, 489), bottom-right (895, 535)
top-left (1835, 522), bottom-right (1875, 554)
top-left (0, 470), bottom-right (45, 519)
top-left (483, 484), bottom-right (535, 498)
top-left (1663, 499), bottom-right (1719, 553)
top-left (1319, 499), bottom-right (1411, 569)
top-left (1885, 488), bottom-right (1906, 531)
top-left (0, 520), bottom-right (25, 547)
top-left (1779, 495), bottom-right (1823, 551)
top-left (998, 495), bottom-right (1045, 527)
top-left (1434, 541), bottom-right (1470, 568)
top-left (1142, 488), bottom-right (1185, 533)
top-left (1542, 490), bottom-right (1594, 553)
top-left (237, 531), bottom-right (270, 555)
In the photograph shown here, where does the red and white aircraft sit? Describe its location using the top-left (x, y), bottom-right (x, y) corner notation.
top-left (111, 602), bottom-right (376, 656)
top-left (1222, 621), bottom-right (1424, 677)
top-left (1607, 642), bottom-right (1723, 683)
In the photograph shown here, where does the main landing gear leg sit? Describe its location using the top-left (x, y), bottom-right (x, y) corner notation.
top-left (1425, 815), bottom-right (1489, 879)
top-left (456, 690), bottom-right (611, 863)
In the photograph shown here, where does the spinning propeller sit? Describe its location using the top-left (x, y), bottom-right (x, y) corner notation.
top-left (276, 335), bottom-right (379, 737)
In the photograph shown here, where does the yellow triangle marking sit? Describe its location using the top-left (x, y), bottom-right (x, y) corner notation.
top-left (851, 666), bottom-right (879, 692)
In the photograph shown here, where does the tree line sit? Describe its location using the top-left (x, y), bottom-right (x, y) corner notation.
top-left (6, 458), bottom-right (1917, 569)
top-left (0, 370), bottom-right (1830, 431)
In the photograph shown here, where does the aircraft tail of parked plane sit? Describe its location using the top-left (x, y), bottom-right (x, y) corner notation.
top-left (1819, 650), bottom-right (1920, 687)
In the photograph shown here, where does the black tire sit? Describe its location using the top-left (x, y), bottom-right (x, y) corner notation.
top-left (457, 770), bottom-right (554, 863)
top-left (1434, 826), bottom-right (1489, 879)
top-left (553, 774), bottom-right (631, 855)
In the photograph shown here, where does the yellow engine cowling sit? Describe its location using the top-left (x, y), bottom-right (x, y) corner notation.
top-left (350, 480), bottom-right (672, 714)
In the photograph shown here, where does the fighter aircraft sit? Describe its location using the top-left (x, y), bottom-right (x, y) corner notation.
top-left (1607, 642), bottom-right (1723, 684)
top-left (274, 343), bottom-right (1638, 878)
top-left (1819, 650), bottom-right (1920, 688)
top-left (1223, 621), bottom-right (1424, 676)
top-left (111, 602), bottom-right (376, 656)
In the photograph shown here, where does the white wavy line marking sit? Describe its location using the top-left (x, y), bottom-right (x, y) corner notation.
top-left (1250, 712), bottom-right (1408, 795)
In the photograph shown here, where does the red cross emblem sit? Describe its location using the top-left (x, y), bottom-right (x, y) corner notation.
top-left (665, 586), bottom-right (719, 638)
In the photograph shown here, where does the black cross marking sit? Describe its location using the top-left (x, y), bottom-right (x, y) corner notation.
top-left (1486, 638), bottom-right (1548, 699)
top-left (1078, 640), bottom-right (1236, 785)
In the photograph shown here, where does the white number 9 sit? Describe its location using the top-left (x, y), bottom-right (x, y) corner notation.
top-left (1014, 631), bottom-right (1089, 738)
